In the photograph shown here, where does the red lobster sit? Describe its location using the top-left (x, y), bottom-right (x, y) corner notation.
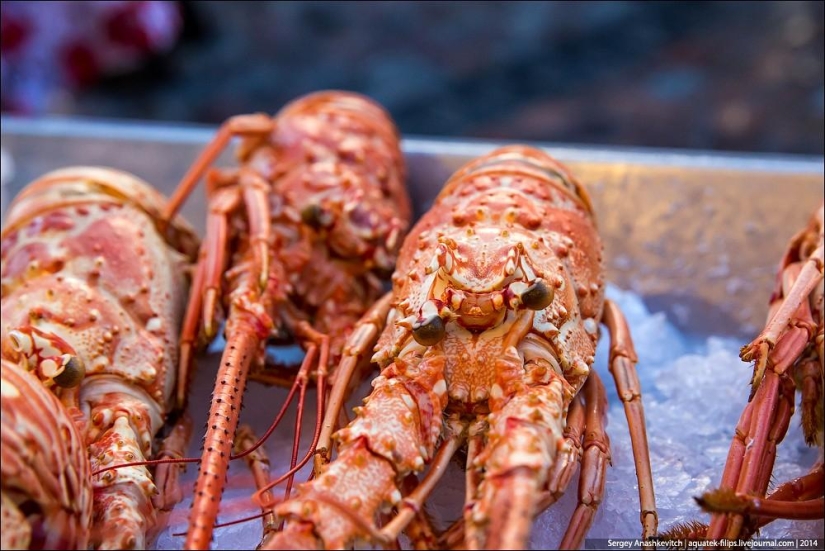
top-left (1, 167), bottom-right (199, 548)
top-left (264, 145), bottom-right (658, 549)
top-left (1, 358), bottom-right (93, 550)
top-left (672, 202), bottom-right (824, 544)
top-left (160, 91), bottom-right (410, 549)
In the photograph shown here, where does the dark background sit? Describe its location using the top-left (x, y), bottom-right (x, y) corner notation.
top-left (5, 1), bottom-right (825, 155)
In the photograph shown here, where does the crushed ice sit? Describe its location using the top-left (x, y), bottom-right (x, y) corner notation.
top-left (529, 285), bottom-right (823, 548)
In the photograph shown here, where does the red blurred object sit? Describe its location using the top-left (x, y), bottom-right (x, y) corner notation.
top-left (1, 1), bottom-right (182, 113)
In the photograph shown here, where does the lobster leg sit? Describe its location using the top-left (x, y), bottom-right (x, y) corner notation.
top-left (233, 424), bottom-right (279, 546)
top-left (86, 383), bottom-right (164, 550)
top-left (546, 391), bottom-right (587, 507)
top-left (375, 416), bottom-right (466, 545)
top-left (397, 474), bottom-right (440, 551)
top-left (461, 418), bottom-right (489, 550)
top-left (559, 372), bottom-right (611, 550)
top-left (798, 357), bottom-right (824, 446)
top-left (315, 291), bottom-right (395, 469)
top-left (153, 412), bottom-right (195, 511)
top-left (239, 168), bottom-right (274, 291)
top-left (163, 114), bottom-right (275, 223)
top-left (741, 243), bottom-right (823, 396)
top-left (706, 256), bottom-right (820, 540)
top-left (741, 462), bottom-right (825, 532)
top-left (663, 463), bottom-right (825, 541)
top-left (151, 413), bottom-right (194, 542)
top-left (176, 185), bottom-right (241, 407)
top-left (601, 299), bottom-right (658, 541)
top-left (178, 166), bottom-right (278, 401)
top-left (699, 464), bottom-right (824, 536)
top-left (703, 371), bottom-right (797, 540)
top-left (762, 461), bottom-right (824, 506)
top-left (266, 350), bottom-right (450, 549)
top-left (701, 493), bottom-right (824, 520)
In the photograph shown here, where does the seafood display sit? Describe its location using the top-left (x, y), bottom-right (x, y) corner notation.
top-left (1, 95), bottom-right (821, 551)
top-left (676, 203), bottom-right (824, 544)
top-left (0, 167), bottom-right (199, 549)
top-left (160, 91), bottom-right (411, 548)
top-left (264, 146), bottom-right (658, 549)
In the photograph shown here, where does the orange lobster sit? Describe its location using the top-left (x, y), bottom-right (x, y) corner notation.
top-left (263, 146), bottom-right (658, 549)
top-left (160, 91), bottom-right (411, 549)
top-left (1, 167), bottom-right (199, 549)
top-left (672, 203), bottom-right (824, 545)
top-left (1, 358), bottom-right (93, 550)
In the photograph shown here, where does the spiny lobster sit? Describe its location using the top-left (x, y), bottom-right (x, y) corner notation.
top-left (1, 357), bottom-right (92, 550)
top-left (667, 202), bottom-right (824, 546)
top-left (159, 90), bottom-right (411, 549)
top-left (263, 145), bottom-right (658, 550)
top-left (1, 167), bottom-right (199, 549)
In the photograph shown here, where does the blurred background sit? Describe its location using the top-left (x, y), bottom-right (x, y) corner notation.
top-left (1, 0), bottom-right (823, 155)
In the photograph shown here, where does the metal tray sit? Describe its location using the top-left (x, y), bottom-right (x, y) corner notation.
top-left (2, 116), bottom-right (823, 549)
top-left (4, 116), bottom-right (823, 337)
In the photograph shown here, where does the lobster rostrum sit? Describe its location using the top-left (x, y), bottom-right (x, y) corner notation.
top-left (160, 90), bottom-right (410, 549)
top-left (669, 202), bottom-right (824, 544)
top-left (1, 167), bottom-right (199, 549)
top-left (265, 146), bottom-right (658, 550)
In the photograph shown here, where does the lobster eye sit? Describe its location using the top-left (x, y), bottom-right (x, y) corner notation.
top-left (53, 356), bottom-right (85, 388)
top-left (301, 204), bottom-right (332, 229)
top-left (522, 279), bottom-right (553, 311)
top-left (412, 315), bottom-right (445, 346)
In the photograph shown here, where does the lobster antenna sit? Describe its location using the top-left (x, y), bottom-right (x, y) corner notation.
top-left (171, 511), bottom-right (271, 537)
top-left (162, 113), bottom-right (275, 223)
top-left (92, 360), bottom-right (324, 477)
